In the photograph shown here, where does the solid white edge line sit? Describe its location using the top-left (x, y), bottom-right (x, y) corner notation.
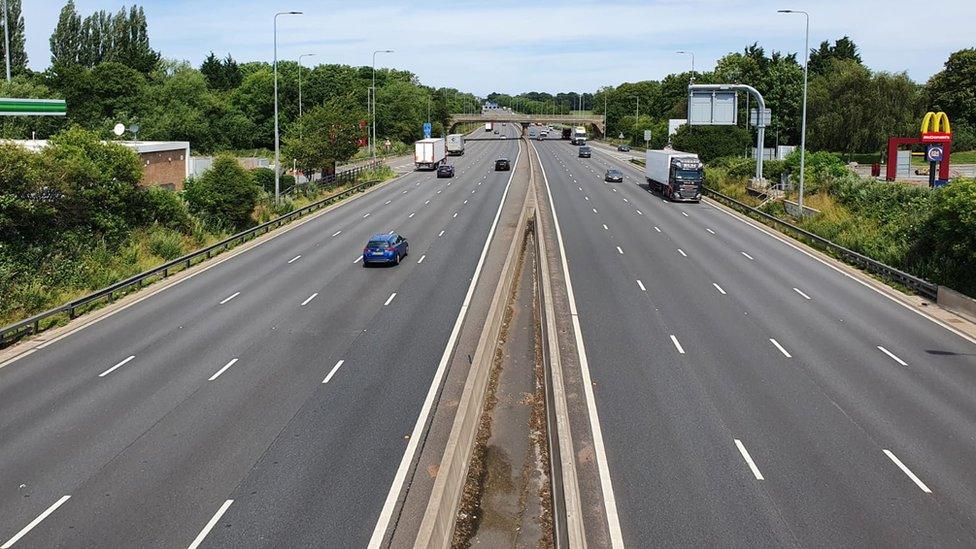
top-left (1, 495), bottom-right (71, 549)
top-left (417, 254), bottom-right (426, 264)
top-left (368, 138), bottom-right (523, 548)
top-left (706, 197), bottom-right (976, 346)
top-left (877, 346), bottom-right (908, 366)
top-left (384, 293), bottom-right (397, 306)
top-left (793, 287), bottom-right (812, 300)
top-left (208, 358), bottom-right (239, 381)
top-left (219, 291), bottom-right (240, 305)
top-left (670, 334), bottom-right (686, 354)
top-left (734, 439), bottom-right (765, 480)
top-left (770, 338), bottom-right (792, 358)
top-left (287, 254), bottom-right (302, 263)
top-left (301, 293), bottom-right (318, 306)
top-left (98, 355), bottom-right (135, 377)
top-left (533, 141), bottom-right (624, 548)
top-left (713, 283), bottom-right (727, 295)
top-left (322, 359), bottom-right (344, 384)
top-left (883, 449), bottom-right (931, 493)
top-left (637, 280), bottom-right (646, 292)
top-left (187, 499), bottom-right (234, 549)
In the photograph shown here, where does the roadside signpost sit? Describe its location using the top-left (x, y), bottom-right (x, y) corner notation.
top-left (423, 122), bottom-right (432, 139)
top-left (644, 129), bottom-right (652, 149)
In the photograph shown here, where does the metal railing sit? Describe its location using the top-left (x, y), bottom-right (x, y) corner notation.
top-left (1, 161), bottom-right (385, 348)
top-left (705, 187), bottom-right (939, 300)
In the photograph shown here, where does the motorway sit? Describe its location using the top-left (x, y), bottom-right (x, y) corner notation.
top-left (533, 136), bottom-right (976, 546)
top-left (0, 125), bottom-right (521, 548)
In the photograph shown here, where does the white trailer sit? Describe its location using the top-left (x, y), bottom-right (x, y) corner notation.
top-left (415, 138), bottom-right (447, 170)
top-left (446, 133), bottom-right (465, 156)
top-left (645, 149), bottom-right (704, 202)
top-left (484, 122), bottom-right (493, 132)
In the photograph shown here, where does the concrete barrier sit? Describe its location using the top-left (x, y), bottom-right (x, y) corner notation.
top-left (413, 139), bottom-right (536, 548)
top-left (938, 286), bottom-right (976, 324)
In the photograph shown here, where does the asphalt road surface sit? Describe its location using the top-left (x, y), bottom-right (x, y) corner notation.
top-left (0, 125), bottom-right (520, 548)
top-left (533, 136), bottom-right (976, 547)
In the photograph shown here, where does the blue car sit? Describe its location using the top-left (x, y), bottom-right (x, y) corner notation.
top-left (362, 233), bottom-right (409, 266)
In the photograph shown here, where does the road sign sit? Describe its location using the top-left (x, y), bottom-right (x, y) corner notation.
top-left (689, 90), bottom-right (737, 125)
top-left (644, 129), bottom-right (652, 142)
top-left (0, 97), bottom-right (67, 116)
top-left (749, 108), bottom-right (772, 127)
top-left (618, 132), bottom-right (624, 139)
top-left (926, 144), bottom-right (944, 162)
top-left (423, 122), bottom-right (432, 138)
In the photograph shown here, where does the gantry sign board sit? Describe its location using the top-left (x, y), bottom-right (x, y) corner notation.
top-left (0, 98), bottom-right (67, 116)
top-left (688, 90), bottom-right (737, 125)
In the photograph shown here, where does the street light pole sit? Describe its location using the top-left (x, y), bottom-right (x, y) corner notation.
top-left (779, 9), bottom-right (809, 215)
top-left (298, 53), bottom-right (315, 121)
top-left (371, 49), bottom-right (393, 158)
top-left (274, 10), bottom-right (302, 204)
top-left (2, 0), bottom-right (10, 83)
top-left (676, 50), bottom-right (695, 81)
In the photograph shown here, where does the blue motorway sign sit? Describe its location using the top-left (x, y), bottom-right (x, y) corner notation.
top-left (423, 122), bottom-right (432, 138)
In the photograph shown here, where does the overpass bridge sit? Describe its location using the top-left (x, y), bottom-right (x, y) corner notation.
top-left (450, 113), bottom-right (605, 137)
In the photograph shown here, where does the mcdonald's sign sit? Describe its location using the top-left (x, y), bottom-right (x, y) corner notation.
top-left (920, 111), bottom-right (951, 143)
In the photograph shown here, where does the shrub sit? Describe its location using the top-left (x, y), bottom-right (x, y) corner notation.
top-left (184, 154), bottom-right (259, 230)
top-left (144, 186), bottom-right (192, 232)
top-left (671, 124), bottom-right (752, 163)
top-left (147, 226), bottom-right (185, 260)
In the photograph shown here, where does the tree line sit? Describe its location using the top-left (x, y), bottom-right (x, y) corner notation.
top-left (0, 0), bottom-right (478, 172)
top-left (498, 39), bottom-right (976, 160)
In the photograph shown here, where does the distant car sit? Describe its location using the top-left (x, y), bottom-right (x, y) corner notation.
top-left (605, 169), bottom-right (623, 182)
top-left (362, 233), bottom-right (409, 266)
top-left (500, 135), bottom-right (507, 139)
top-left (617, 144), bottom-right (631, 152)
top-left (493, 130), bottom-right (499, 135)
top-left (578, 145), bottom-right (591, 158)
top-left (437, 165), bottom-right (455, 178)
top-left (495, 158), bottom-right (511, 171)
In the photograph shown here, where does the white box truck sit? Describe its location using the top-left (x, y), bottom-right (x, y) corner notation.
top-left (446, 133), bottom-right (465, 156)
top-left (484, 122), bottom-right (492, 132)
top-left (645, 149), bottom-right (704, 202)
top-left (415, 138), bottom-right (446, 170)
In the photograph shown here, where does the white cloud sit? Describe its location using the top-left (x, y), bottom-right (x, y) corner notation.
top-left (23, 0), bottom-right (976, 94)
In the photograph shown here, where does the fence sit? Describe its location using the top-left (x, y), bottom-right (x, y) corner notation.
top-left (705, 187), bottom-right (939, 300)
top-left (284, 160), bottom-right (380, 195)
top-left (1, 164), bottom-right (384, 349)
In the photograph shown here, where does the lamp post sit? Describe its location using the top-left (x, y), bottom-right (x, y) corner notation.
top-left (298, 53), bottom-right (315, 120)
top-left (371, 49), bottom-right (393, 158)
top-left (3, 0), bottom-right (10, 83)
top-left (676, 50), bottom-right (695, 82)
top-left (778, 9), bottom-right (809, 215)
top-left (274, 10), bottom-right (302, 204)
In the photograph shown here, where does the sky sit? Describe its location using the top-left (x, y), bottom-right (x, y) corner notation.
top-left (22, 0), bottom-right (976, 97)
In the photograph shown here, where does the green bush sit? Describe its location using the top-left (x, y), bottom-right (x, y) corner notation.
top-left (671, 124), bottom-right (752, 163)
top-left (144, 186), bottom-right (192, 232)
top-left (184, 154), bottom-right (259, 230)
top-left (147, 226), bottom-right (185, 260)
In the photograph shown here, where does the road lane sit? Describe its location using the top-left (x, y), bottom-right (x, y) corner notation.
top-left (0, 126), bottom-right (521, 547)
top-left (536, 137), bottom-right (976, 546)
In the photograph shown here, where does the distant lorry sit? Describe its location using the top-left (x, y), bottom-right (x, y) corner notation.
top-left (415, 138), bottom-right (446, 170)
top-left (645, 149), bottom-right (703, 202)
top-left (570, 126), bottom-right (587, 145)
top-left (484, 122), bottom-right (493, 132)
top-left (561, 127), bottom-right (572, 140)
top-left (446, 133), bottom-right (465, 156)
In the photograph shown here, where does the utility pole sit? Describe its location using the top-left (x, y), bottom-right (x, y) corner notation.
top-left (273, 10), bottom-right (302, 204)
